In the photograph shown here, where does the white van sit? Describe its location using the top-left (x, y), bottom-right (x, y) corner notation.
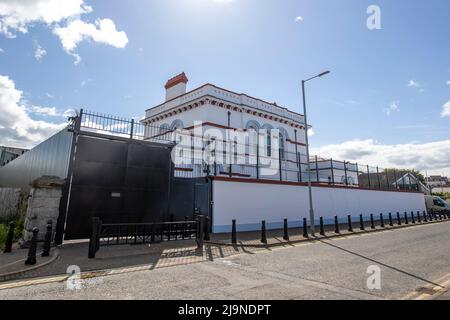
top-left (425, 195), bottom-right (450, 212)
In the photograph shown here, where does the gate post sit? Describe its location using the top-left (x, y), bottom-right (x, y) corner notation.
top-left (88, 217), bottom-right (101, 259)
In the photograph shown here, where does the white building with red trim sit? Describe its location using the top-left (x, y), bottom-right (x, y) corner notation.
top-left (142, 73), bottom-right (427, 233)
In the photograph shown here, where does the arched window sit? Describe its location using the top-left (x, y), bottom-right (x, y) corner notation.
top-left (262, 124), bottom-right (274, 157)
top-left (277, 128), bottom-right (289, 161)
top-left (170, 119), bottom-right (184, 131)
top-left (279, 132), bottom-right (285, 160)
top-left (245, 120), bottom-right (260, 159)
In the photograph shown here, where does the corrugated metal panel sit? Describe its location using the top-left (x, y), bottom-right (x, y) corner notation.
top-left (0, 127), bottom-right (73, 190)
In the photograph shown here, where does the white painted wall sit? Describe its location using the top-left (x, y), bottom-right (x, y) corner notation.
top-left (166, 82), bottom-right (187, 101)
top-left (212, 179), bottom-right (427, 233)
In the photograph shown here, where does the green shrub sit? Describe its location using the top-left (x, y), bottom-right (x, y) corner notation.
top-left (0, 224), bottom-right (7, 250)
top-left (0, 216), bottom-right (24, 250)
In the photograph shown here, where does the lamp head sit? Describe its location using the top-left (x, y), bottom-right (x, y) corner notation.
top-left (318, 70), bottom-right (331, 77)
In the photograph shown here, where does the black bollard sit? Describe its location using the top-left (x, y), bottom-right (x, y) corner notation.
top-left (397, 212), bottom-right (402, 225)
top-left (319, 217), bottom-right (325, 236)
top-left (3, 221), bottom-right (14, 253)
top-left (41, 220), bottom-right (53, 257)
top-left (261, 220), bottom-right (267, 244)
top-left (204, 216), bottom-right (210, 241)
top-left (303, 218), bottom-right (309, 238)
top-left (347, 215), bottom-right (353, 232)
top-left (380, 213), bottom-right (385, 228)
top-left (388, 212), bottom-right (393, 227)
top-left (197, 216), bottom-right (204, 248)
top-left (411, 212), bottom-right (415, 224)
top-left (423, 211), bottom-right (428, 222)
top-left (25, 228), bottom-right (39, 265)
top-left (283, 219), bottom-right (289, 241)
top-left (231, 220), bottom-right (237, 244)
top-left (88, 217), bottom-right (101, 259)
top-left (334, 216), bottom-right (340, 234)
top-left (404, 212), bottom-right (409, 224)
top-left (417, 211), bottom-right (421, 223)
top-left (360, 214), bottom-right (365, 231)
top-left (370, 214), bottom-right (375, 229)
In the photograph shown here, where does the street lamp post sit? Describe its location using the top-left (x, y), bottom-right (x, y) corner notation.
top-left (302, 70), bottom-right (330, 236)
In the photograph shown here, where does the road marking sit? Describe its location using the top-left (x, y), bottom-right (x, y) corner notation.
top-left (403, 273), bottom-right (450, 300)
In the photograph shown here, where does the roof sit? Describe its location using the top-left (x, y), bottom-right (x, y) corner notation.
top-left (164, 72), bottom-right (188, 90)
top-left (146, 83), bottom-right (305, 119)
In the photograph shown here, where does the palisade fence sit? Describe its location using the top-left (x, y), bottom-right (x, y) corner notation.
top-left (78, 110), bottom-right (422, 192)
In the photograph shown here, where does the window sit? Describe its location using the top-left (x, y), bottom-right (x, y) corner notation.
top-left (279, 132), bottom-right (285, 160)
top-left (433, 198), bottom-right (445, 207)
top-left (266, 129), bottom-right (271, 157)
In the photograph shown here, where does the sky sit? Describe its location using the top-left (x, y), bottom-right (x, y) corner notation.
top-left (0, 0), bottom-right (449, 176)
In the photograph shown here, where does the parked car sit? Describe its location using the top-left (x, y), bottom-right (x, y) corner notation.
top-left (425, 195), bottom-right (450, 213)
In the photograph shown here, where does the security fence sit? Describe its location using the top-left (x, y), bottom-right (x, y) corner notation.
top-left (78, 110), bottom-right (424, 192)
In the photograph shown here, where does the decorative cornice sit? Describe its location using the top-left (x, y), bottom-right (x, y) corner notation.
top-left (143, 95), bottom-right (306, 129)
top-left (145, 84), bottom-right (305, 125)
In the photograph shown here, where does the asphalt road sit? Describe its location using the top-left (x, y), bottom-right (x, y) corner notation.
top-left (0, 221), bottom-right (449, 300)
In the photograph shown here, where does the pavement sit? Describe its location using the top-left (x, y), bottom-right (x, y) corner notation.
top-left (0, 247), bottom-right (59, 282)
top-left (208, 217), bottom-right (446, 246)
top-left (0, 220), bottom-right (449, 300)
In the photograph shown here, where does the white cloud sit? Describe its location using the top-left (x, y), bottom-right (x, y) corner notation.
top-left (407, 79), bottom-right (425, 92)
top-left (446, 80), bottom-right (450, 86)
top-left (0, 47), bottom-right (4, 53)
top-left (384, 101), bottom-right (399, 116)
top-left (295, 16), bottom-right (304, 22)
top-left (28, 106), bottom-right (74, 118)
top-left (0, 1), bottom-right (128, 64)
top-left (34, 43), bottom-right (46, 61)
top-left (0, 0), bottom-right (92, 37)
top-left (53, 18), bottom-right (128, 64)
top-left (0, 74), bottom-right (67, 148)
top-left (441, 101), bottom-right (450, 118)
top-left (312, 139), bottom-right (450, 176)
top-left (407, 80), bottom-right (420, 88)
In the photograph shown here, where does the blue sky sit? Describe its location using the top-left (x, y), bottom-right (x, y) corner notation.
top-left (0, 0), bottom-right (449, 175)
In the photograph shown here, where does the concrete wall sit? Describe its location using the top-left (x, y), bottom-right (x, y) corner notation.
top-left (0, 188), bottom-right (22, 219)
top-left (212, 179), bottom-right (427, 233)
top-left (21, 177), bottom-right (64, 243)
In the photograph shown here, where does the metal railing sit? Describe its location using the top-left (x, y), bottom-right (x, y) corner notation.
top-left (77, 110), bottom-right (424, 192)
top-left (88, 216), bottom-right (210, 258)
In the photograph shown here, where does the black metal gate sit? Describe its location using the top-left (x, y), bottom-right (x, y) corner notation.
top-left (63, 135), bottom-right (173, 240)
top-left (168, 177), bottom-right (212, 224)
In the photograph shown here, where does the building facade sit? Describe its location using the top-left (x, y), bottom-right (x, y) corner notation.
top-left (0, 146), bottom-right (28, 167)
top-left (141, 73), bottom-right (313, 182)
